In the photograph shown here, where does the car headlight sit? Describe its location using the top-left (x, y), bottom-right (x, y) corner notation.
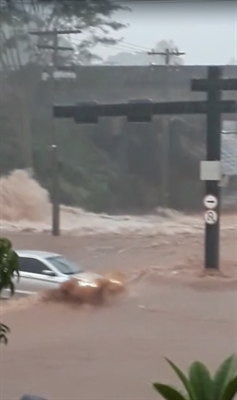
top-left (78, 281), bottom-right (98, 288)
top-left (109, 279), bottom-right (123, 286)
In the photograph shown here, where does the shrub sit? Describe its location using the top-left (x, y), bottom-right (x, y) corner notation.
top-left (153, 355), bottom-right (237, 400)
top-left (0, 237), bottom-right (19, 344)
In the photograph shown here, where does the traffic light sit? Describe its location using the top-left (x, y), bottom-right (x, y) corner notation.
top-left (74, 101), bottom-right (99, 124)
top-left (126, 99), bottom-right (153, 123)
top-left (53, 105), bottom-right (74, 118)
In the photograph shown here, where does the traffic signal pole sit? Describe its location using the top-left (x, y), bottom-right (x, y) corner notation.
top-left (192, 67), bottom-right (237, 269)
top-left (53, 67), bottom-right (236, 271)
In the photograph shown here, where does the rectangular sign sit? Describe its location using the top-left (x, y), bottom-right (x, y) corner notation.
top-left (200, 161), bottom-right (221, 181)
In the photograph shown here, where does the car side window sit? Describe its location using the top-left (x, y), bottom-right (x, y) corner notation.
top-left (19, 257), bottom-right (48, 274)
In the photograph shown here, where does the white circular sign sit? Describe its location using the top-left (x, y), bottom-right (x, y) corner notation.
top-left (203, 194), bottom-right (218, 209)
top-left (204, 210), bottom-right (218, 225)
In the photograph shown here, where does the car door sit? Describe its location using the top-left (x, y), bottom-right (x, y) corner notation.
top-left (14, 257), bottom-right (60, 296)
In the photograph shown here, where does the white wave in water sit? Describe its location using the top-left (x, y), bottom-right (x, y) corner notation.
top-left (0, 169), bottom-right (234, 236)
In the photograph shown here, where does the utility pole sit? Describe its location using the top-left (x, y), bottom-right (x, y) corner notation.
top-left (30, 28), bottom-right (81, 236)
top-left (148, 48), bottom-right (185, 66)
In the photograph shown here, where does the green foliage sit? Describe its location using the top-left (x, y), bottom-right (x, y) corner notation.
top-left (32, 125), bottom-right (124, 212)
top-left (0, 323), bottom-right (10, 345)
top-left (153, 355), bottom-right (237, 400)
top-left (0, 237), bottom-right (19, 294)
top-left (0, 0), bottom-right (128, 65)
top-left (213, 354), bottom-right (237, 400)
top-left (153, 384), bottom-right (187, 400)
top-left (0, 237), bottom-right (19, 344)
top-left (189, 361), bottom-right (214, 400)
top-left (0, 101), bottom-right (25, 173)
top-left (1, 0), bottom-right (128, 169)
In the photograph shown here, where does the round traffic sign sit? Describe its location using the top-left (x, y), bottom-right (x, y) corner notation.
top-left (204, 210), bottom-right (218, 225)
top-left (203, 194), bottom-right (218, 209)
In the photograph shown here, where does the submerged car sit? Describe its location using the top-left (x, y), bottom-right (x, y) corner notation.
top-left (2, 250), bottom-right (108, 298)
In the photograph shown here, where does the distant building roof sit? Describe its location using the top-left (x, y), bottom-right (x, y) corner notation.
top-left (221, 121), bottom-right (237, 176)
top-left (222, 120), bottom-right (237, 133)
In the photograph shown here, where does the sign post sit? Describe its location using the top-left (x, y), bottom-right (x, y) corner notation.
top-left (192, 66), bottom-right (237, 270)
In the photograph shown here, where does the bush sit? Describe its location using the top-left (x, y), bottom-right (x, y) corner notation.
top-left (0, 237), bottom-right (19, 344)
top-left (153, 355), bottom-right (237, 400)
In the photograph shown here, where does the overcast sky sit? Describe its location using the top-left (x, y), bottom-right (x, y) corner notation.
top-left (93, 1), bottom-right (237, 65)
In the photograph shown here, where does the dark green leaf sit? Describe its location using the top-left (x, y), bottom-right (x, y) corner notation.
top-left (153, 383), bottom-right (187, 400)
top-left (189, 361), bottom-right (213, 400)
top-left (9, 280), bottom-right (15, 295)
top-left (222, 376), bottom-right (237, 400)
top-left (0, 237), bottom-right (19, 295)
top-left (0, 323), bottom-right (10, 345)
top-left (165, 358), bottom-right (196, 400)
top-left (0, 237), bottom-right (19, 344)
top-left (213, 355), bottom-right (237, 400)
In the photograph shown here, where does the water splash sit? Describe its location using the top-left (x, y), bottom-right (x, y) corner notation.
top-left (0, 169), bottom-right (203, 236)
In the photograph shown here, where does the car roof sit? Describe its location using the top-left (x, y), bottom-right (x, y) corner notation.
top-left (16, 250), bottom-right (61, 259)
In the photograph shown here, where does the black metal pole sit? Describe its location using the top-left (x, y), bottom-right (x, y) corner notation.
top-left (51, 144), bottom-right (60, 236)
top-left (205, 66), bottom-right (222, 270)
top-left (51, 31), bottom-right (60, 236)
top-left (160, 118), bottom-right (170, 207)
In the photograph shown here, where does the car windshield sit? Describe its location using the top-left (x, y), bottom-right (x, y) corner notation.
top-left (47, 256), bottom-right (84, 275)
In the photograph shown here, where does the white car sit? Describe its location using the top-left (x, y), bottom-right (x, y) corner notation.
top-left (2, 250), bottom-right (102, 298)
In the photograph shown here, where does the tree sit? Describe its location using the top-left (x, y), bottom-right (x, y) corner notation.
top-left (153, 356), bottom-right (237, 400)
top-left (0, 0), bottom-right (128, 66)
top-left (0, 0), bottom-right (128, 170)
top-left (0, 237), bottom-right (19, 344)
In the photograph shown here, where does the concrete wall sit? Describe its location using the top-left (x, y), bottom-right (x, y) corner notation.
top-left (36, 65), bottom-right (237, 106)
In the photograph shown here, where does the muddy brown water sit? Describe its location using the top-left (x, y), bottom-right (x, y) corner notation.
top-left (0, 171), bottom-right (236, 399)
top-left (1, 219), bottom-right (236, 400)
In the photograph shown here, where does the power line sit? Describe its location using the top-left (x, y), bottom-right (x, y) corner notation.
top-left (121, 40), bottom-right (151, 51)
top-left (95, 40), bottom-right (151, 54)
top-left (96, 43), bottom-right (143, 54)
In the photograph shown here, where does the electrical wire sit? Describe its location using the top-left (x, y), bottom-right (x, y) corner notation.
top-left (78, 31), bottom-right (152, 54)
top-left (96, 42), bottom-right (149, 54)
top-left (120, 40), bottom-right (151, 52)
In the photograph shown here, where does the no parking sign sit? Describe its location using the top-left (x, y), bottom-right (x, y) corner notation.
top-left (204, 210), bottom-right (218, 225)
